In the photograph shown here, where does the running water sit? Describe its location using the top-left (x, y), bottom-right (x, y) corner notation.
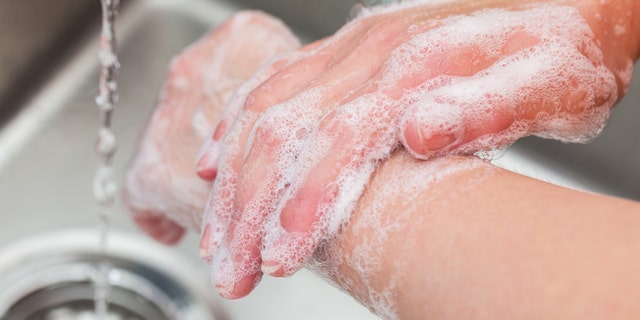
top-left (93, 0), bottom-right (120, 318)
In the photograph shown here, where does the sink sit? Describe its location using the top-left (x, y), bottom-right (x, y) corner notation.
top-left (0, 0), bottom-right (638, 319)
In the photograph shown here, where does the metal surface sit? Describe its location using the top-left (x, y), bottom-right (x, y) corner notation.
top-left (0, 0), bottom-right (638, 319)
top-left (0, 229), bottom-right (219, 320)
top-left (0, 0), bottom-right (100, 124)
top-left (232, 0), bottom-right (358, 38)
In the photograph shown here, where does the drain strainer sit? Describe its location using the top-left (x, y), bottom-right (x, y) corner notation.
top-left (0, 228), bottom-right (222, 320)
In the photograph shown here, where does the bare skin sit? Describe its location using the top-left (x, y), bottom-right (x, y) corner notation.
top-left (124, 0), bottom-right (640, 306)
top-left (318, 153), bottom-right (640, 320)
top-left (195, 0), bottom-right (640, 298)
top-left (123, 11), bottom-right (299, 244)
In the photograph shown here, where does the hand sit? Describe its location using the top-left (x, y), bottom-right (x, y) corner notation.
top-left (123, 11), bottom-right (299, 244)
top-left (196, 0), bottom-right (634, 298)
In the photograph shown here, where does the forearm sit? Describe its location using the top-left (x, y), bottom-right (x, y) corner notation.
top-left (310, 2), bottom-right (640, 316)
top-left (313, 153), bottom-right (640, 320)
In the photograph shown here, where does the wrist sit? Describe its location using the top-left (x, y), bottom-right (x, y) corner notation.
top-left (309, 155), bottom-right (494, 319)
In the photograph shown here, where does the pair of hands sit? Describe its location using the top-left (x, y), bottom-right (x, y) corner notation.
top-left (125, 0), bottom-right (632, 299)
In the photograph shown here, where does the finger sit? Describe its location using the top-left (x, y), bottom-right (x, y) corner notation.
top-left (208, 126), bottom-right (286, 298)
top-left (228, 16), bottom-right (419, 278)
top-left (397, 6), bottom-right (618, 158)
top-left (196, 37), bottom-right (332, 181)
top-left (124, 10), bottom-right (300, 246)
top-left (251, 19), bottom-right (512, 275)
top-left (255, 27), bottom-right (529, 274)
top-left (123, 175), bottom-right (189, 245)
top-left (246, 13), bottom-right (504, 274)
top-left (210, 241), bottom-right (263, 299)
top-left (219, 13), bottom-right (540, 268)
top-left (199, 21), bottom-right (378, 257)
top-left (259, 95), bottom-right (394, 277)
top-left (195, 57), bottom-right (286, 181)
top-left (199, 39), bottom-right (339, 262)
top-left (131, 210), bottom-right (186, 245)
top-left (401, 37), bottom-right (617, 159)
top-left (190, 11), bottom-right (301, 180)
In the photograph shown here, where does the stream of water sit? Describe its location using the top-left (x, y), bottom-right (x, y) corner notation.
top-left (93, 0), bottom-right (121, 318)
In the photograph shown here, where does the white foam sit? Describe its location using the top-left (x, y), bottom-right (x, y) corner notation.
top-left (387, 5), bottom-right (618, 158)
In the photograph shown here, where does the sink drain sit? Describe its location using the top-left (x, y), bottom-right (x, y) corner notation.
top-left (0, 228), bottom-right (222, 320)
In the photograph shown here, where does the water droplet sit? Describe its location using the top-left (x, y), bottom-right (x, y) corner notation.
top-left (98, 51), bottom-right (117, 67)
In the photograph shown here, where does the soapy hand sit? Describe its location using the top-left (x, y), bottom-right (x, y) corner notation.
top-left (196, 0), bottom-right (633, 298)
top-left (123, 11), bottom-right (299, 244)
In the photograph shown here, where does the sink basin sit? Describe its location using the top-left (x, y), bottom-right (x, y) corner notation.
top-left (0, 0), bottom-right (638, 319)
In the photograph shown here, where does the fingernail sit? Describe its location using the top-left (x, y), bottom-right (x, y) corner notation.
top-left (261, 261), bottom-right (284, 277)
top-left (215, 274), bottom-right (259, 300)
top-left (212, 245), bottom-right (234, 297)
top-left (199, 223), bottom-right (212, 262)
top-left (212, 245), bottom-right (258, 300)
top-left (405, 121), bottom-right (460, 158)
top-left (196, 154), bottom-right (217, 181)
top-left (261, 230), bottom-right (306, 278)
top-left (195, 138), bottom-right (220, 181)
top-left (422, 133), bottom-right (457, 151)
top-left (212, 120), bottom-right (228, 141)
top-left (158, 224), bottom-right (185, 245)
top-left (261, 228), bottom-right (287, 274)
top-left (215, 282), bottom-right (234, 299)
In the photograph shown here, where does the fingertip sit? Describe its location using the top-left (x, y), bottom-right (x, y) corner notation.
top-left (211, 244), bottom-right (262, 299)
top-left (196, 164), bottom-right (217, 181)
top-left (402, 119), bottom-right (428, 158)
top-left (132, 213), bottom-right (186, 245)
top-left (403, 119), bottom-right (459, 159)
top-left (196, 136), bottom-right (222, 181)
top-left (196, 151), bottom-right (218, 181)
top-left (401, 100), bottom-right (466, 159)
top-left (261, 228), bottom-right (290, 277)
top-left (199, 223), bottom-right (213, 263)
top-left (215, 273), bottom-right (262, 300)
top-left (263, 185), bottom-right (339, 277)
top-left (212, 119), bottom-right (229, 141)
top-left (159, 224), bottom-right (186, 245)
top-left (261, 261), bottom-right (285, 277)
top-left (261, 231), bottom-right (310, 277)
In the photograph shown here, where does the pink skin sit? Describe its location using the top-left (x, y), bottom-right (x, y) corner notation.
top-left (198, 1), bottom-right (631, 299)
top-left (123, 11), bottom-right (299, 245)
top-left (195, 54), bottom-right (295, 181)
top-left (123, 0), bottom-right (635, 300)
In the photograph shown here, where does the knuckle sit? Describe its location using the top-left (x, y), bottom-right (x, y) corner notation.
top-left (243, 85), bottom-right (276, 112)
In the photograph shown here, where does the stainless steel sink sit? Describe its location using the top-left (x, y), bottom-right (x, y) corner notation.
top-left (0, 0), bottom-right (638, 319)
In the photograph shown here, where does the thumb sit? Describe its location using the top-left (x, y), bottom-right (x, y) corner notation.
top-left (401, 44), bottom-right (618, 159)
